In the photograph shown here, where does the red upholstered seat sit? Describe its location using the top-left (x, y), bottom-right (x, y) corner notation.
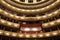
top-left (19, 21), bottom-right (43, 33)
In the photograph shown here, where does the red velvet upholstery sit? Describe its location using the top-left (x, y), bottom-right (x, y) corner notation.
top-left (19, 21), bottom-right (43, 33)
top-left (20, 21), bottom-right (42, 27)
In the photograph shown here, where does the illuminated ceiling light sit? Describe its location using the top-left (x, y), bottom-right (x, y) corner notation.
top-left (24, 28), bottom-right (30, 31)
top-left (32, 28), bottom-right (38, 31)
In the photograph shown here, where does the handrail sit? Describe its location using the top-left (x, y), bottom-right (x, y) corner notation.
top-left (5, 0), bottom-right (55, 8)
top-left (0, 29), bottom-right (60, 38)
top-left (0, 18), bottom-right (60, 28)
top-left (0, 0), bottom-right (59, 14)
top-left (0, 9), bottom-right (60, 21)
top-left (0, 18), bottom-right (19, 28)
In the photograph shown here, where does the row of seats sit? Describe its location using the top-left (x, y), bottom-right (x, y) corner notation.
top-left (5, 0), bottom-right (55, 9)
top-left (0, 9), bottom-right (60, 21)
top-left (14, 0), bottom-right (47, 4)
top-left (0, 29), bottom-right (60, 38)
top-left (0, 16), bottom-right (60, 28)
top-left (0, 0), bottom-right (59, 14)
top-left (0, 0), bottom-right (60, 38)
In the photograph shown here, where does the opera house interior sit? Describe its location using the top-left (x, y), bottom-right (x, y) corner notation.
top-left (0, 0), bottom-right (60, 40)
